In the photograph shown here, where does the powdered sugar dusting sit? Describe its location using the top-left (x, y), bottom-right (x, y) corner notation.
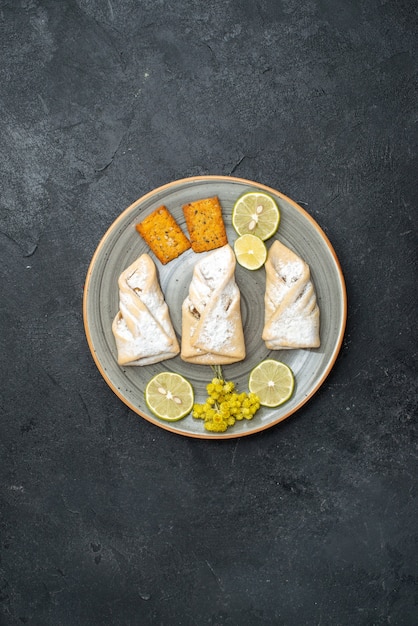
top-left (197, 288), bottom-right (236, 352)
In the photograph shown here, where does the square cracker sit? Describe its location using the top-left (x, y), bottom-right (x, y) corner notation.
top-left (182, 196), bottom-right (228, 253)
top-left (136, 205), bottom-right (191, 264)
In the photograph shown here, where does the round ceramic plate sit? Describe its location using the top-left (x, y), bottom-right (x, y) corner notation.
top-left (83, 176), bottom-right (347, 439)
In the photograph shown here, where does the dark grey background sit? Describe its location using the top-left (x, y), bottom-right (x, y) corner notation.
top-left (1, 1), bottom-right (417, 624)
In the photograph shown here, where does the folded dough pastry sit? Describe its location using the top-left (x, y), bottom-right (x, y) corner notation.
top-left (181, 244), bottom-right (246, 364)
top-left (112, 254), bottom-right (179, 366)
top-left (262, 240), bottom-right (320, 350)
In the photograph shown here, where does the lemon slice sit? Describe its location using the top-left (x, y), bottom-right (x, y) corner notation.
top-left (145, 372), bottom-right (194, 421)
top-left (234, 234), bottom-right (267, 270)
top-left (232, 191), bottom-right (280, 240)
top-left (248, 360), bottom-right (295, 407)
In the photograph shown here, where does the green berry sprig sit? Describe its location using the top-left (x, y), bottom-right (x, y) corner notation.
top-left (192, 365), bottom-right (261, 433)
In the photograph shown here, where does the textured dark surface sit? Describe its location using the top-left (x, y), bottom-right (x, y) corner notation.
top-left (1, 1), bottom-right (417, 624)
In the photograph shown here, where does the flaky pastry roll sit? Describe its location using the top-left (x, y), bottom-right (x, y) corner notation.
top-left (262, 240), bottom-right (320, 350)
top-left (112, 254), bottom-right (179, 366)
top-left (181, 244), bottom-right (246, 364)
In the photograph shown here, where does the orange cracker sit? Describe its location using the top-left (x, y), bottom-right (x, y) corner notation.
top-left (182, 196), bottom-right (228, 253)
top-left (136, 205), bottom-right (191, 264)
